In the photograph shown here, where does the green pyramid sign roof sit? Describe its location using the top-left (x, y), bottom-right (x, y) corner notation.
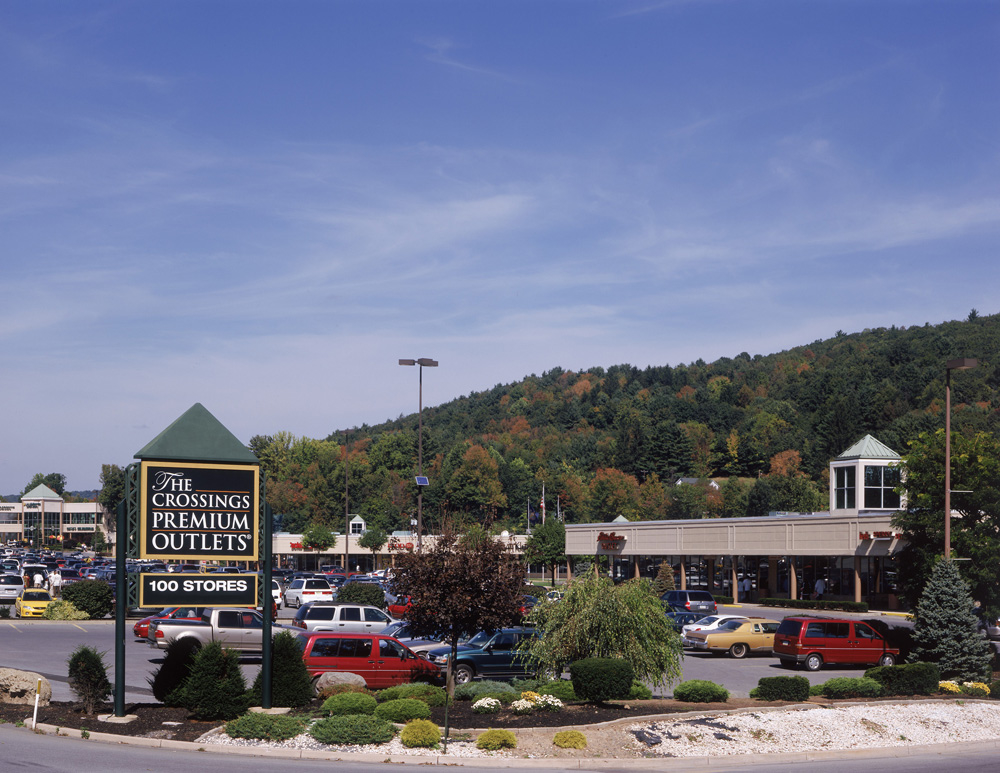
top-left (134, 403), bottom-right (259, 464)
top-left (835, 434), bottom-right (900, 461)
top-left (21, 484), bottom-right (63, 501)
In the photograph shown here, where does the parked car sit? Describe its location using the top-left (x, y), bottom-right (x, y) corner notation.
top-left (0, 573), bottom-right (25, 603)
top-left (132, 606), bottom-right (204, 639)
top-left (685, 617), bottom-right (780, 658)
top-left (377, 621), bottom-right (446, 658)
top-left (773, 616), bottom-right (899, 671)
top-left (14, 588), bottom-right (53, 618)
top-left (270, 579), bottom-right (283, 610)
top-left (665, 610), bottom-right (703, 633)
top-left (294, 630), bottom-right (441, 688)
top-left (147, 608), bottom-right (267, 651)
top-left (283, 578), bottom-right (334, 608)
top-left (680, 614), bottom-right (749, 646)
top-left (661, 590), bottom-right (718, 615)
top-left (387, 595), bottom-right (412, 618)
top-left (290, 602), bottom-right (395, 633)
top-left (426, 627), bottom-right (537, 684)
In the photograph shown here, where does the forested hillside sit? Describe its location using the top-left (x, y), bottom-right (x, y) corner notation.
top-left (251, 312), bottom-right (999, 535)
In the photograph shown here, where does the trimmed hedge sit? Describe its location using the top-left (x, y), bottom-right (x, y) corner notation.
top-left (817, 677), bottom-right (883, 699)
top-left (374, 697), bottom-right (432, 723)
top-left (864, 662), bottom-right (940, 696)
top-left (400, 719), bottom-right (441, 749)
top-left (750, 676), bottom-right (810, 702)
top-left (454, 680), bottom-right (516, 701)
top-left (310, 714), bottom-right (396, 745)
top-left (61, 580), bottom-right (114, 619)
top-left (376, 683), bottom-right (448, 706)
top-left (569, 658), bottom-right (634, 703)
top-left (537, 679), bottom-right (576, 702)
top-left (322, 692), bottom-right (377, 716)
top-left (758, 598), bottom-right (869, 613)
top-left (628, 680), bottom-right (653, 700)
top-left (553, 730), bottom-right (587, 749)
top-left (673, 680), bottom-right (729, 703)
top-left (225, 712), bottom-right (307, 741)
top-left (476, 728), bottom-right (517, 750)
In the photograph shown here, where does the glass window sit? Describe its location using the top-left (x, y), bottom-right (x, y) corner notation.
top-left (341, 607), bottom-right (361, 621)
top-left (218, 610), bottom-right (241, 628)
top-left (379, 638), bottom-right (405, 658)
top-left (834, 467), bottom-right (856, 509)
top-left (312, 637), bottom-right (339, 657)
top-left (340, 638), bottom-right (372, 658)
top-left (365, 608), bottom-right (388, 622)
top-left (864, 466), bottom-right (901, 509)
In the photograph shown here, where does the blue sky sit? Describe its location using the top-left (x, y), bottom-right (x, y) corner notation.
top-left (2, 1), bottom-right (999, 495)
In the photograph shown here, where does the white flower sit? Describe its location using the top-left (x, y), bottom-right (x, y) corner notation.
top-left (535, 694), bottom-right (563, 711)
top-left (472, 697), bottom-right (501, 714)
top-left (511, 699), bottom-right (535, 714)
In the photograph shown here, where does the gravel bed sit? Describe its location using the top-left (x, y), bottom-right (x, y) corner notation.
top-left (628, 702), bottom-right (1000, 757)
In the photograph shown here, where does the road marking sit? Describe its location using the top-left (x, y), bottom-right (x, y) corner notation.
top-left (72, 623), bottom-right (87, 631)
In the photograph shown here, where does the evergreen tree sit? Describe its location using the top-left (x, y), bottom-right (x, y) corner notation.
top-left (251, 630), bottom-right (313, 708)
top-left (651, 560), bottom-right (676, 595)
top-left (908, 559), bottom-right (992, 682)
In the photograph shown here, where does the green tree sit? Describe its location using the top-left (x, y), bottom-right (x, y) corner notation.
top-left (908, 558), bottom-right (992, 682)
top-left (96, 464), bottom-right (125, 518)
top-left (893, 429), bottom-right (1000, 614)
top-left (444, 445), bottom-right (508, 520)
top-left (21, 472), bottom-right (67, 496)
top-left (358, 526), bottom-right (388, 572)
top-left (521, 574), bottom-right (682, 692)
top-left (651, 561), bottom-right (676, 595)
top-left (300, 521), bottom-right (337, 566)
top-left (524, 519), bottom-right (566, 588)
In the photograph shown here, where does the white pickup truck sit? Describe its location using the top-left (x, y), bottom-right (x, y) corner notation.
top-left (147, 607), bottom-right (274, 651)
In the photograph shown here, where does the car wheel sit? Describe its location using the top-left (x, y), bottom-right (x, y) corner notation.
top-left (878, 653), bottom-right (896, 667)
top-left (805, 653), bottom-right (823, 672)
top-left (454, 664), bottom-right (475, 685)
top-left (728, 643), bottom-right (749, 659)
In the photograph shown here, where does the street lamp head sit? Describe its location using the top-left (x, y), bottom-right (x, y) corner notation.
top-left (946, 358), bottom-right (978, 371)
top-left (399, 358), bottom-right (438, 367)
top-left (398, 359), bottom-right (416, 366)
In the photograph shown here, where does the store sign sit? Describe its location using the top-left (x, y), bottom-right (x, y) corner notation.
top-left (388, 538), bottom-right (414, 551)
top-left (597, 531), bottom-right (626, 550)
top-left (859, 531), bottom-right (901, 540)
top-left (139, 572), bottom-right (258, 607)
top-left (140, 462), bottom-right (259, 560)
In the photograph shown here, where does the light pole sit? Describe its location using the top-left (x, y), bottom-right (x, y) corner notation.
top-left (344, 429), bottom-right (352, 574)
top-left (944, 357), bottom-right (977, 560)
top-left (399, 358), bottom-right (438, 551)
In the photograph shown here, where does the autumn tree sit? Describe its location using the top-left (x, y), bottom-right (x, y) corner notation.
top-left (587, 468), bottom-right (640, 521)
top-left (444, 444), bottom-right (508, 521)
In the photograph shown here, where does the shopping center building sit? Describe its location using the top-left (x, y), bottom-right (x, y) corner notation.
top-left (0, 484), bottom-right (108, 548)
top-left (565, 435), bottom-right (907, 608)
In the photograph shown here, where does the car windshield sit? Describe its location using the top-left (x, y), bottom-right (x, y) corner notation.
top-left (696, 616), bottom-right (719, 625)
top-left (720, 619), bottom-right (744, 630)
top-left (466, 631), bottom-right (494, 648)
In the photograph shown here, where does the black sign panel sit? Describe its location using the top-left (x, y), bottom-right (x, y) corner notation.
top-left (140, 462), bottom-right (259, 560)
top-left (139, 573), bottom-right (258, 608)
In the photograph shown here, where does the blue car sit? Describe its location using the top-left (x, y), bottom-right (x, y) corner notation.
top-left (426, 627), bottom-right (537, 684)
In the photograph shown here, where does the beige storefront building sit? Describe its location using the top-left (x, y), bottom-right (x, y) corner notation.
top-left (565, 435), bottom-right (907, 608)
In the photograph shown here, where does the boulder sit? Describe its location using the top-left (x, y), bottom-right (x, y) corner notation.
top-left (0, 669), bottom-right (51, 706)
top-left (314, 671), bottom-right (367, 694)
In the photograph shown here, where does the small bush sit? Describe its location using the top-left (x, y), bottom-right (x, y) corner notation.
top-left (67, 645), bottom-right (111, 714)
top-left (225, 712), bottom-right (307, 741)
top-left (552, 730), bottom-right (587, 749)
top-left (43, 600), bottom-right (89, 620)
top-left (454, 681), bottom-right (516, 701)
top-left (673, 680), bottom-right (729, 703)
top-left (0, 605), bottom-right (10, 619)
top-left (569, 658), bottom-right (634, 703)
top-left (473, 697), bottom-right (501, 714)
top-left (988, 680), bottom-right (1000, 699)
top-left (818, 677), bottom-right (883, 699)
top-left (61, 581), bottom-right (114, 620)
top-left (316, 683), bottom-right (373, 701)
top-left (864, 662), bottom-right (940, 696)
top-left (510, 678), bottom-right (541, 692)
top-left (750, 676), bottom-right (810, 702)
top-left (758, 598), bottom-right (869, 613)
top-left (961, 681), bottom-right (991, 697)
top-left (809, 683), bottom-right (823, 697)
top-left (628, 680), bottom-right (653, 700)
top-left (480, 691), bottom-right (516, 705)
top-left (336, 583), bottom-right (386, 609)
top-left (476, 728), bottom-right (517, 750)
top-left (939, 680), bottom-right (962, 694)
top-left (322, 692), bottom-right (377, 716)
top-left (172, 642), bottom-right (250, 720)
top-left (537, 679), bottom-right (576, 702)
top-left (148, 637), bottom-right (200, 706)
top-left (374, 697), bottom-right (431, 723)
top-left (250, 630), bottom-right (314, 708)
top-left (310, 714), bottom-right (396, 745)
top-left (400, 718), bottom-right (441, 749)
top-left (376, 683), bottom-right (448, 706)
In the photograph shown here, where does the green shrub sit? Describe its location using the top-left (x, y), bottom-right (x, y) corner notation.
top-left (43, 600), bottom-right (89, 620)
top-left (148, 637), bottom-right (200, 706)
top-left (537, 679), bottom-right (576, 702)
top-left (61, 581), bottom-right (113, 619)
top-left (172, 642), bottom-right (250, 720)
top-left (309, 714), bottom-right (396, 745)
top-left (374, 697), bottom-right (431, 723)
top-left (400, 718), bottom-right (441, 749)
top-left (818, 677), bottom-right (883, 699)
top-left (67, 645), bottom-right (111, 714)
top-left (673, 680), bottom-right (729, 703)
top-left (569, 658), bottom-right (634, 703)
top-left (961, 681), bottom-right (990, 697)
top-left (376, 683), bottom-right (448, 706)
top-left (628, 680), bottom-right (653, 700)
top-left (863, 662), bottom-right (940, 696)
top-left (454, 680), bottom-right (516, 701)
top-left (225, 712), bottom-right (308, 741)
top-left (758, 598), bottom-right (870, 613)
top-left (250, 630), bottom-right (314, 708)
top-left (322, 692), bottom-right (377, 716)
top-left (335, 583), bottom-right (386, 609)
top-left (510, 678), bottom-right (541, 692)
top-left (0, 605), bottom-right (10, 619)
top-left (809, 683), bottom-right (823, 697)
top-left (476, 728), bottom-right (517, 750)
top-left (989, 680), bottom-right (1000, 699)
top-left (316, 683), bottom-right (372, 701)
top-left (552, 730), bottom-right (587, 749)
top-left (750, 676), bottom-right (810, 702)
top-left (481, 691), bottom-right (516, 705)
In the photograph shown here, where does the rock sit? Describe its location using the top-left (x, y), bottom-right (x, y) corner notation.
top-left (0, 669), bottom-right (51, 706)
top-left (632, 728), bottom-right (661, 746)
top-left (314, 671), bottom-right (367, 693)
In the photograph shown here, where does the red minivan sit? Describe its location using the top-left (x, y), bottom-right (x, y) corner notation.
top-left (773, 616), bottom-right (899, 672)
top-left (294, 631), bottom-right (441, 689)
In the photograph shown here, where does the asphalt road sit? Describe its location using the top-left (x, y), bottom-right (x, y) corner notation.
top-left (0, 603), bottom-right (907, 702)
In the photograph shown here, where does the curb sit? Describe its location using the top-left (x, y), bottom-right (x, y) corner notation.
top-left (20, 700), bottom-right (1000, 769)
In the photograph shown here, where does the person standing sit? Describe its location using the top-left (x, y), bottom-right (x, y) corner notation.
top-left (49, 569), bottom-right (62, 597)
top-left (814, 577), bottom-right (826, 600)
top-left (33, 570), bottom-right (45, 591)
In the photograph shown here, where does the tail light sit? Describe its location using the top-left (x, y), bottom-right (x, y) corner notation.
top-left (293, 620), bottom-right (305, 629)
top-left (154, 629), bottom-right (164, 639)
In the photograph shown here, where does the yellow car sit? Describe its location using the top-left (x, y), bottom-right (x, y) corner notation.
top-left (685, 617), bottom-right (780, 658)
top-left (15, 589), bottom-right (53, 618)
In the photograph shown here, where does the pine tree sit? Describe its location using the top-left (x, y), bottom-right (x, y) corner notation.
top-left (251, 630), bottom-right (314, 708)
top-left (908, 558), bottom-right (993, 682)
top-left (651, 561), bottom-right (676, 596)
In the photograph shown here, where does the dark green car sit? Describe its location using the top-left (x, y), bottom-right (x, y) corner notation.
top-left (425, 627), bottom-right (537, 684)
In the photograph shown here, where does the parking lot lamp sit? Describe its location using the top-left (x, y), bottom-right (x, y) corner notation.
top-left (945, 357), bottom-right (977, 559)
top-left (398, 358), bottom-right (438, 551)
